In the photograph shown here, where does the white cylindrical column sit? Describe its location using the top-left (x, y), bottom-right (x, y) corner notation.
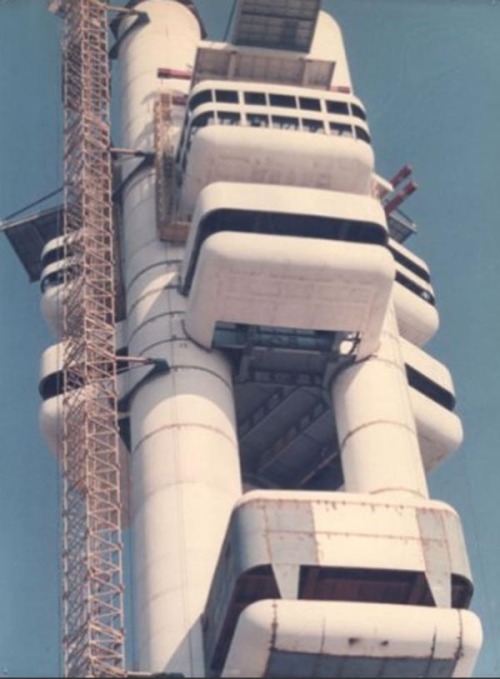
top-left (333, 302), bottom-right (429, 498)
top-left (116, 2), bottom-right (242, 675)
top-left (125, 173), bottom-right (241, 675)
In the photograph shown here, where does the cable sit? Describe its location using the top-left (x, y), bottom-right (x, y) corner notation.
top-left (223, 0), bottom-right (237, 41)
top-left (3, 187), bottom-right (63, 222)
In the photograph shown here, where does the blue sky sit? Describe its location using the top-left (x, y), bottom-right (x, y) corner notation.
top-left (0, 0), bottom-right (499, 676)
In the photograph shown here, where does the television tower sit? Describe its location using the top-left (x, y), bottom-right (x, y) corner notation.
top-left (2, 0), bottom-right (483, 677)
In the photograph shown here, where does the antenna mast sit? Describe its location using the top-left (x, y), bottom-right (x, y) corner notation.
top-left (60, 0), bottom-right (125, 675)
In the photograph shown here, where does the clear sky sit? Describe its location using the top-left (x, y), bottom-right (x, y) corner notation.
top-left (0, 0), bottom-right (499, 676)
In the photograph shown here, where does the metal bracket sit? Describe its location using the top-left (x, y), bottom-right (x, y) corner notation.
top-left (112, 152), bottom-right (155, 204)
top-left (111, 147), bottom-right (155, 160)
top-left (117, 355), bottom-right (170, 414)
top-left (109, 10), bottom-right (150, 59)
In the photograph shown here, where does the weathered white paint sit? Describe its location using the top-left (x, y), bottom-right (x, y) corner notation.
top-left (184, 232), bottom-right (394, 359)
top-left (333, 303), bottom-right (429, 497)
top-left (222, 600), bottom-right (482, 678)
top-left (116, 2), bottom-right (242, 674)
top-left (180, 124), bottom-right (374, 215)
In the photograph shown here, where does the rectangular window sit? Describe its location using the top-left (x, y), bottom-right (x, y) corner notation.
top-left (271, 115), bottom-right (300, 129)
top-left (351, 103), bottom-right (367, 120)
top-left (269, 93), bottom-right (297, 108)
top-left (189, 89), bottom-right (213, 111)
top-left (299, 97), bottom-right (321, 111)
top-left (192, 111), bottom-right (215, 128)
top-left (388, 247), bottom-right (431, 283)
top-left (326, 100), bottom-right (349, 115)
top-left (330, 122), bottom-right (353, 137)
top-left (215, 89), bottom-right (239, 103)
top-left (218, 111), bottom-right (241, 125)
top-left (355, 126), bottom-right (371, 144)
top-left (303, 119), bottom-right (325, 133)
top-left (395, 271), bottom-right (435, 305)
top-left (244, 91), bottom-right (267, 105)
top-left (247, 113), bottom-right (269, 127)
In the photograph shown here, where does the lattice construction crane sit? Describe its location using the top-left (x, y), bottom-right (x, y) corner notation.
top-left (57, 0), bottom-right (124, 675)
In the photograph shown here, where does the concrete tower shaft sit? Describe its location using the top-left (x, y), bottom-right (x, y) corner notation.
top-left (116, 1), bottom-right (242, 673)
top-left (333, 302), bottom-right (429, 497)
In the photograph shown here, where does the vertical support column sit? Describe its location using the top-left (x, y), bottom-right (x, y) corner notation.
top-left (115, 2), bottom-right (242, 674)
top-left (333, 302), bottom-right (429, 498)
top-left (124, 173), bottom-right (241, 675)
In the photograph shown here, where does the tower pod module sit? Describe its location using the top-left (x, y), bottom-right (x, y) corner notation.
top-left (39, 235), bottom-right (78, 339)
top-left (222, 600), bottom-right (481, 678)
top-left (389, 239), bottom-right (439, 346)
top-left (38, 340), bottom-right (131, 523)
top-left (183, 183), bottom-right (393, 360)
top-left (179, 110), bottom-right (374, 216)
top-left (203, 490), bottom-right (478, 678)
top-left (401, 338), bottom-right (463, 471)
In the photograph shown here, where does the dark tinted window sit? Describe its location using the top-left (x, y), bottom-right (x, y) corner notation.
top-left (247, 113), bottom-right (269, 127)
top-left (271, 116), bottom-right (299, 129)
top-left (303, 119), bottom-right (325, 133)
top-left (326, 100), bottom-right (349, 115)
top-left (192, 111), bottom-right (215, 128)
top-left (189, 89), bottom-right (212, 111)
top-left (41, 246), bottom-right (65, 269)
top-left (395, 271), bottom-right (435, 305)
top-left (39, 372), bottom-right (64, 400)
top-left (244, 91), bottom-right (266, 105)
top-left (330, 122), bottom-right (353, 137)
top-left (351, 103), bottom-right (367, 120)
top-left (218, 111), bottom-right (241, 125)
top-left (215, 89), bottom-right (239, 103)
top-left (41, 270), bottom-right (63, 293)
top-left (299, 97), bottom-right (321, 111)
top-left (269, 94), bottom-right (297, 108)
top-left (388, 246), bottom-right (431, 283)
top-left (355, 126), bottom-right (371, 143)
top-left (405, 365), bottom-right (455, 411)
top-left (40, 266), bottom-right (79, 292)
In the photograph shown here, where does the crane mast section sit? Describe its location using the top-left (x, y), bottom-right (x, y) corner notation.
top-left (61, 0), bottom-right (125, 676)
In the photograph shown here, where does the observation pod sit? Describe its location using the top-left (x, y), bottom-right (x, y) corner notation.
top-left (38, 342), bottom-right (63, 456)
top-left (223, 601), bottom-right (482, 678)
top-left (178, 98), bottom-right (374, 216)
top-left (183, 183), bottom-right (394, 360)
top-left (38, 341), bottom-right (131, 523)
top-left (390, 239), bottom-right (439, 346)
top-left (39, 235), bottom-right (75, 339)
top-left (401, 338), bottom-right (463, 471)
top-left (203, 490), bottom-right (479, 678)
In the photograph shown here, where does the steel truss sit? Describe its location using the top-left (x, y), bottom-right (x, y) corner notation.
top-left (61, 0), bottom-right (124, 675)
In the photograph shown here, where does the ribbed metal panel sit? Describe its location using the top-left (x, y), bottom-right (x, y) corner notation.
top-left (232, 0), bottom-right (321, 52)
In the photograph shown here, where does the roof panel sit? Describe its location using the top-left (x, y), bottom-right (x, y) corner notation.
top-left (2, 205), bottom-right (127, 321)
top-left (232, 0), bottom-right (321, 52)
top-left (1, 206), bottom-right (63, 282)
top-left (193, 45), bottom-right (333, 89)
